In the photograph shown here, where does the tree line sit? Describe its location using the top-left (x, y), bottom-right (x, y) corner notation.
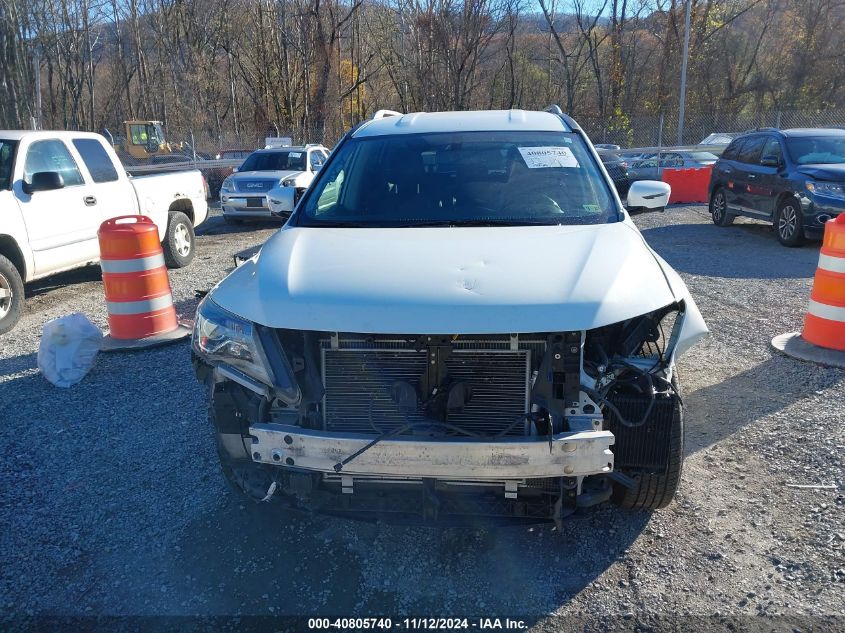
top-left (1, 0), bottom-right (843, 146)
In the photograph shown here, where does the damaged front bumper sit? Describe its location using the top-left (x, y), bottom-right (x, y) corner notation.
top-left (249, 423), bottom-right (615, 480)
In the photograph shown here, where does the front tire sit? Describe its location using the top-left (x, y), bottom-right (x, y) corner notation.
top-left (709, 187), bottom-right (734, 226)
top-left (611, 378), bottom-right (684, 510)
top-left (0, 255), bottom-right (24, 335)
top-left (163, 211), bottom-right (196, 268)
top-left (775, 197), bottom-right (805, 247)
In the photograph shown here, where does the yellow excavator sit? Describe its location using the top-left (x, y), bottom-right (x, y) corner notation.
top-left (107, 120), bottom-right (187, 161)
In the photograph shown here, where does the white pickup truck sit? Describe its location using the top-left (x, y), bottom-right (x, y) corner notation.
top-left (0, 131), bottom-right (208, 334)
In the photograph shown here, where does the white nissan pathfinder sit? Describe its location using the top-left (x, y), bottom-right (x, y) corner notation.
top-left (192, 108), bottom-right (708, 525)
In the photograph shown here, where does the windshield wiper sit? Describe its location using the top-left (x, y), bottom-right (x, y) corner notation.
top-left (397, 218), bottom-right (566, 227)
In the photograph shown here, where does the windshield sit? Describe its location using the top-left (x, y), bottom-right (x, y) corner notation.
top-left (0, 140), bottom-right (17, 190)
top-left (786, 135), bottom-right (845, 165)
top-left (240, 150), bottom-right (306, 172)
top-left (297, 131), bottom-right (616, 227)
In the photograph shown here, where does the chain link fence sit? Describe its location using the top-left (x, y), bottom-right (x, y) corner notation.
top-left (579, 107), bottom-right (845, 149)
top-left (120, 107), bottom-right (845, 198)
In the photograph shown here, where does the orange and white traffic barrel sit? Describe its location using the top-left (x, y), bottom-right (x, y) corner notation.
top-left (802, 214), bottom-right (845, 351)
top-left (97, 216), bottom-right (190, 351)
top-left (772, 214), bottom-right (845, 367)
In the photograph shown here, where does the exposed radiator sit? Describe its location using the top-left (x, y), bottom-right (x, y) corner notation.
top-left (605, 393), bottom-right (678, 473)
top-left (320, 337), bottom-right (539, 437)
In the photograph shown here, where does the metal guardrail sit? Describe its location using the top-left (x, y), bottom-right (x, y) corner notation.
top-left (125, 158), bottom-right (243, 175)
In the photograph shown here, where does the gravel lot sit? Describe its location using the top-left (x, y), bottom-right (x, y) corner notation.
top-left (1, 205), bottom-right (843, 630)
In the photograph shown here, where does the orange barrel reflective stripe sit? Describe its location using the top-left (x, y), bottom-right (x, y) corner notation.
top-left (97, 215), bottom-right (179, 340)
top-left (802, 214), bottom-right (845, 351)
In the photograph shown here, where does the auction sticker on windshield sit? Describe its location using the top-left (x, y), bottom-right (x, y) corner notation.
top-left (518, 146), bottom-right (579, 169)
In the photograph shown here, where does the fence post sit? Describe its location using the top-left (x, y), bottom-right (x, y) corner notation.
top-left (191, 131), bottom-right (197, 164)
top-left (776, 110), bottom-right (782, 129)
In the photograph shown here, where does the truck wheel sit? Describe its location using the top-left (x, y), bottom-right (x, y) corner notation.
top-left (0, 255), bottom-right (24, 335)
top-left (163, 212), bottom-right (196, 268)
top-left (610, 378), bottom-right (684, 510)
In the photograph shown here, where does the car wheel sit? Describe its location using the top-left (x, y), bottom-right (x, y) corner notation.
top-left (0, 255), bottom-right (25, 335)
top-left (163, 211), bottom-right (196, 268)
top-left (709, 187), bottom-right (734, 226)
top-left (775, 197), bottom-right (805, 247)
top-left (610, 376), bottom-right (684, 511)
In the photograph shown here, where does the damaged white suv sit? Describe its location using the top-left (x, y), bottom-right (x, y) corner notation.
top-left (192, 108), bottom-right (708, 524)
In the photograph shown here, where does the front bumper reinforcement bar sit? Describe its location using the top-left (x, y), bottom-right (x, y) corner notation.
top-left (248, 424), bottom-right (615, 480)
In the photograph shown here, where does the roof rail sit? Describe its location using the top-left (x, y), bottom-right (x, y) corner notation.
top-left (544, 105), bottom-right (581, 132)
top-left (372, 109), bottom-right (402, 120)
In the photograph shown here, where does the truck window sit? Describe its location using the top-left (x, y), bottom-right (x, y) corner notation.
top-left (0, 140), bottom-right (17, 191)
top-left (72, 138), bottom-right (119, 183)
top-left (23, 140), bottom-right (85, 187)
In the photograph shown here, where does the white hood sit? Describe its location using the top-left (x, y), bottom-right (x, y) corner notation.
top-left (209, 220), bottom-right (707, 353)
top-left (232, 169), bottom-right (300, 181)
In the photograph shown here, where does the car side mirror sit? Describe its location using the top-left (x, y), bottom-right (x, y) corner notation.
top-left (627, 180), bottom-right (671, 210)
top-left (760, 155), bottom-right (780, 168)
top-left (267, 186), bottom-right (297, 216)
top-left (22, 171), bottom-right (65, 195)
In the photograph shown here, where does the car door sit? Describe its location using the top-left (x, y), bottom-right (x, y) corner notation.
top-left (714, 138), bottom-right (744, 208)
top-left (747, 136), bottom-right (785, 217)
top-left (15, 138), bottom-right (100, 276)
top-left (70, 137), bottom-right (136, 225)
top-left (732, 135), bottom-right (766, 212)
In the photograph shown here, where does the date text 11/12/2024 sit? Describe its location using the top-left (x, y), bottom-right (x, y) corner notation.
top-left (307, 618), bottom-right (528, 630)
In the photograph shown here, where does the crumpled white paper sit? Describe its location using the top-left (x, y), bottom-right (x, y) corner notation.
top-left (38, 313), bottom-right (102, 388)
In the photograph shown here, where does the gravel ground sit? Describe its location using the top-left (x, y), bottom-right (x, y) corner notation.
top-left (1, 205), bottom-right (843, 630)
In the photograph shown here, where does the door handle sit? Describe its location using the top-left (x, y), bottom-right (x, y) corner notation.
top-left (84, 195), bottom-right (97, 206)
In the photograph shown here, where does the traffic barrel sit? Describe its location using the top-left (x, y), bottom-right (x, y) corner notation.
top-left (771, 214), bottom-right (845, 367)
top-left (97, 216), bottom-right (190, 351)
top-left (803, 214), bottom-right (845, 350)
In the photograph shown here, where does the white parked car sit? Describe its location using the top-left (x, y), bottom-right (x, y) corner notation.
top-left (0, 131), bottom-right (208, 334)
top-left (192, 108), bottom-right (708, 524)
top-left (220, 143), bottom-right (329, 222)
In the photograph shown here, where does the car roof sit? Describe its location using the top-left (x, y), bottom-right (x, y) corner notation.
top-left (733, 128), bottom-right (845, 141)
top-left (779, 128), bottom-right (845, 137)
top-left (0, 130), bottom-right (107, 142)
top-left (353, 110), bottom-right (571, 138)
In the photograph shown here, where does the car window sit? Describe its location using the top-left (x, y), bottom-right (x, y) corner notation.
top-left (722, 139), bottom-right (744, 161)
top-left (23, 139), bottom-right (85, 187)
top-left (737, 136), bottom-right (765, 164)
top-left (309, 151), bottom-right (325, 169)
top-left (72, 138), bottom-right (119, 183)
top-left (661, 157), bottom-right (683, 168)
top-left (760, 138), bottom-right (783, 164)
top-left (240, 150), bottom-right (306, 172)
top-left (298, 130), bottom-right (616, 227)
top-left (634, 159), bottom-right (657, 168)
top-left (785, 135), bottom-right (845, 165)
top-left (0, 140), bottom-right (17, 191)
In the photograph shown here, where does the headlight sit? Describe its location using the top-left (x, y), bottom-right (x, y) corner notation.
top-left (282, 177), bottom-right (297, 187)
top-left (192, 298), bottom-right (274, 386)
top-left (221, 177), bottom-right (234, 192)
top-left (807, 181), bottom-right (845, 198)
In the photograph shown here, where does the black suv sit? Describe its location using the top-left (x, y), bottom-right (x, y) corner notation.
top-left (708, 128), bottom-right (845, 246)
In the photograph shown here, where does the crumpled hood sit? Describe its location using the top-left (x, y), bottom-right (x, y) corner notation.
top-left (210, 221), bottom-right (707, 349)
top-left (797, 163), bottom-right (845, 181)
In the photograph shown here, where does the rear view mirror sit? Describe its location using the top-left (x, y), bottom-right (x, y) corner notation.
top-left (627, 180), bottom-right (671, 210)
top-left (267, 186), bottom-right (297, 216)
top-left (23, 171), bottom-right (65, 195)
top-left (760, 155), bottom-right (780, 168)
